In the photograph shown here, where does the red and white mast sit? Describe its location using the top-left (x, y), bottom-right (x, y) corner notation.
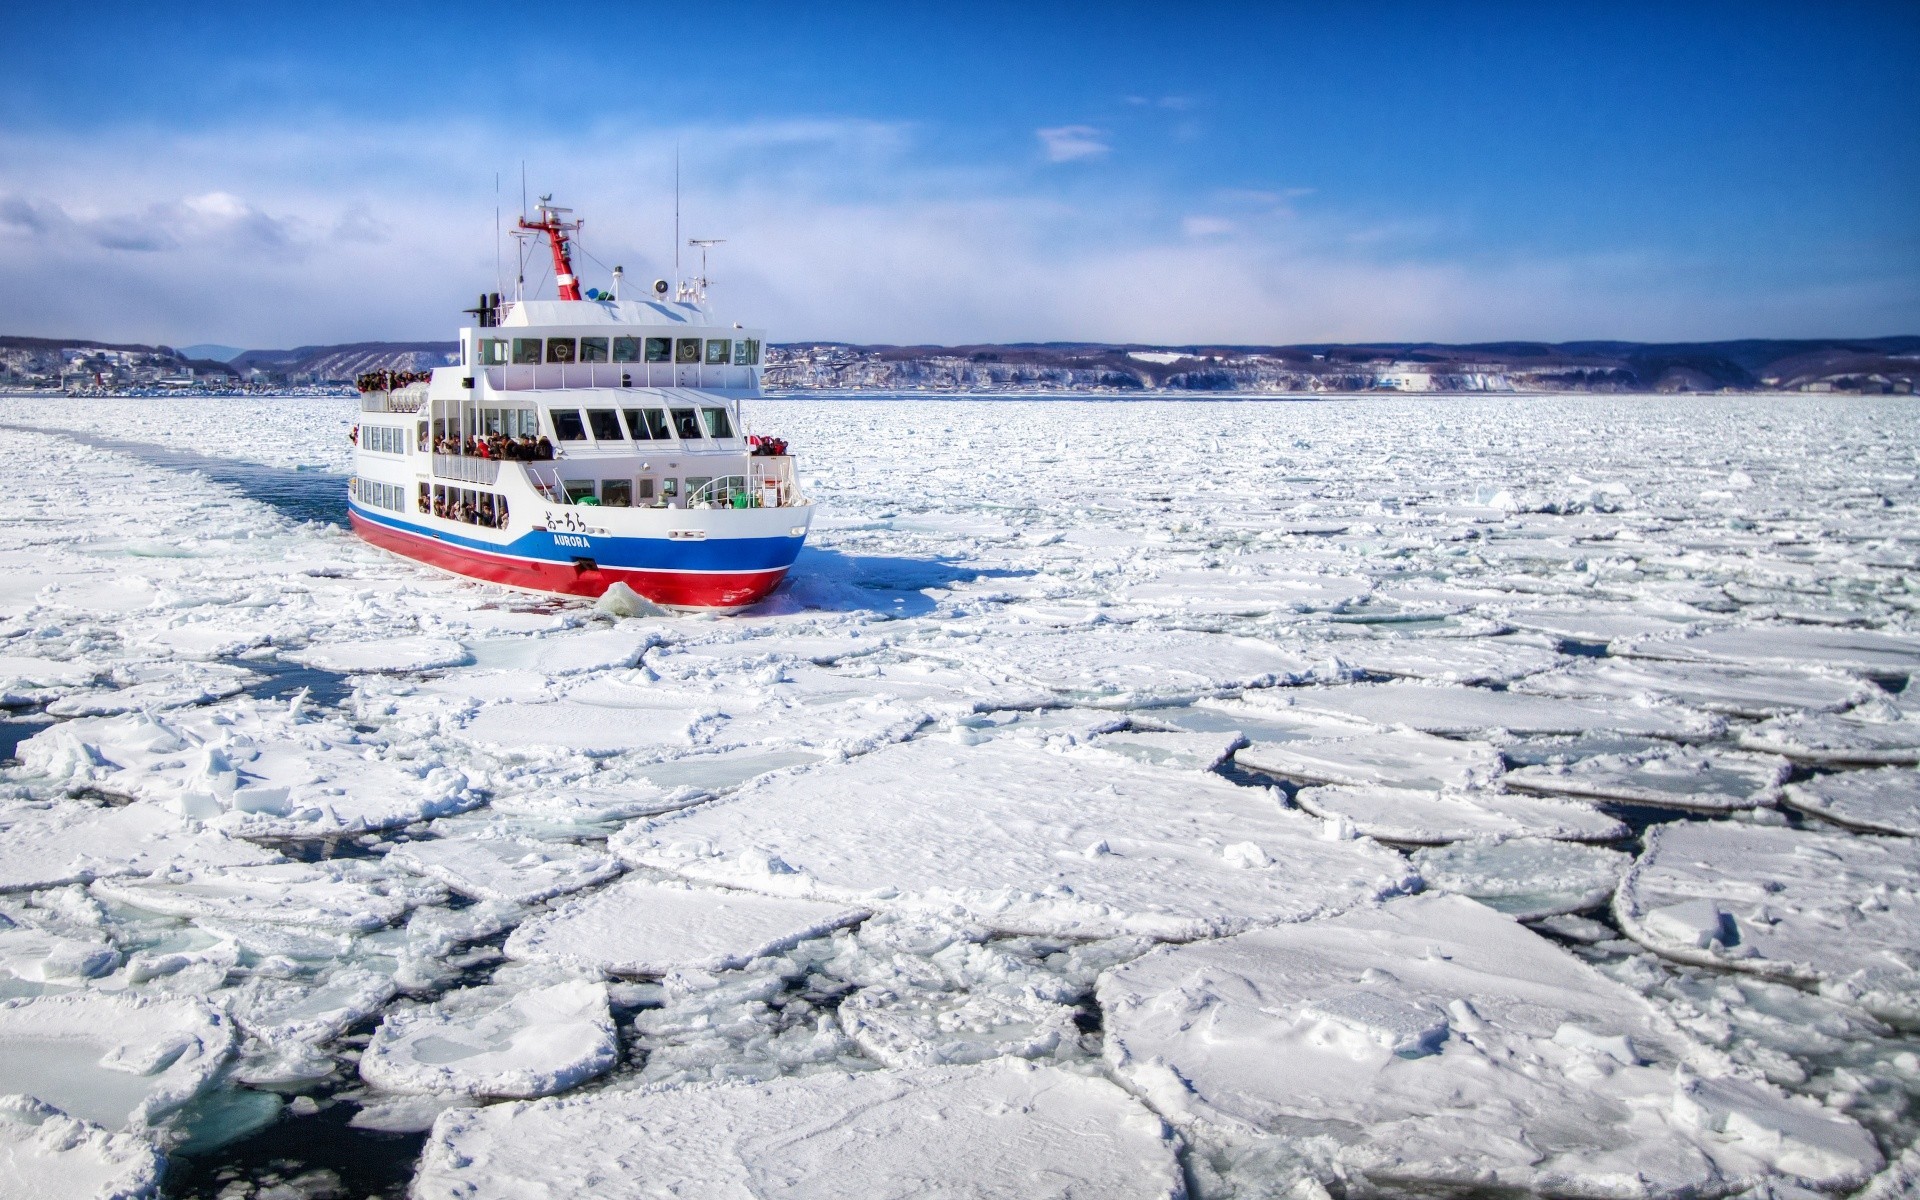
top-left (516, 196), bottom-right (583, 301)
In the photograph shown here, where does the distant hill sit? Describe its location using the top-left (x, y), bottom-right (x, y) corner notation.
top-left (766, 336), bottom-right (1920, 394)
top-left (4, 333), bottom-right (1916, 394)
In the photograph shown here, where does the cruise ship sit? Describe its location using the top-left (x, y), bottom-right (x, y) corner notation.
top-left (346, 198), bottom-right (810, 608)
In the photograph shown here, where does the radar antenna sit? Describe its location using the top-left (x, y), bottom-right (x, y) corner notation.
top-left (513, 194), bottom-right (584, 301)
top-left (680, 238), bottom-right (725, 304)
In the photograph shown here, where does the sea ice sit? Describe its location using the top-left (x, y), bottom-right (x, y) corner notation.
top-left (0, 992), bottom-right (233, 1129)
top-left (1331, 633), bottom-right (1562, 685)
top-left (614, 735), bottom-right (1415, 939)
top-left (19, 700), bottom-right (482, 835)
top-left (1411, 838), bottom-right (1632, 918)
top-left (835, 985), bottom-right (1082, 1067)
top-left (1100, 893), bottom-right (1882, 1196)
top-left (943, 624), bottom-right (1319, 703)
top-left (1233, 719), bottom-right (1505, 791)
top-left (0, 1095), bottom-right (164, 1200)
top-left (284, 635), bottom-right (469, 674)
top-left (92, 860), bottom-right (445, 934)
top-left (504, 877), bottom-right (867, 976)
top-left (1504, 745), bottom-right (1787, 812)
top-left (1616, 625), bottom-right (1920, 684)
top-left (385, 829), bottom-right (620, 905)
top-left (1781, 766), bottom-right (1920, 835)
top-left (411, 1059), bottom-right (1184, 1199)
top-left (0, 801), bottom-right (275, 894)
top-left (1283, 680), bottom-right (1720, 739)
top-left (1290, 784), bottom-right (1625, 844)
top-left (1616, 821), bottom-right (1920, 1021)
top-left (359, 979), bottom-right (617, 1099)
top-left (1738, 698), bottom-right (1920, 765)
top-left (1511, 657), bottom-right (1875, 719)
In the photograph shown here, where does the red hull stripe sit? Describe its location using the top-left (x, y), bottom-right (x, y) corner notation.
top-left (350, 511), bottom-right (790, 607)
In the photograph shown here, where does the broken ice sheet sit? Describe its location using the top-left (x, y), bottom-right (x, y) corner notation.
top-left (1615, 624), bottom-right (1920, 684)
top-left (0, 1095), bottom-right (164, 1200)
top-left (1412, 838), bottom-right (1631, 918)
top-left (385, 827), bottom-right (621, 904)
top-left (921, 623), bottom-right (1319, 703)
top-left (359, 979), bottom-right (617, 1099)
top-left (836, 985), bottom-right (1082, 1068)
top-left (1291, 784), bottom-right (1624, 845)
top-left (411, 1060), bottom-right (1185, 1199)
top-left (0, 800), bottom-right (276, 894)
top-left (1616, 820), bottom-right (1920, 1023)
top-left (1099, 893), bottom-right (1883, 1197)
top-left (92, 859), bottom-right (446, 934)
top-left (504, 877), bottom-right (866, 976)
top-left (1230, 712), bottom-right (1506, 791)
top-left (614, 735), bottom-right (1415, 940)
top-left (1504, 744), bottom-right (1786, 812)
top-left (1329, 632), bottom-right (1563, 685)
top-left (19, 699), bottom-right (482, 835)
top-left (1282, 680), bottom-right (1722, 739)
top-left (1510, 657), bottom-right (1875, 719)
top-left (1739, 697), bottom-right (1920, 766)
top-left (1781, 765), bottom-right (1920, 835)
top-left (0, 991), bottom-right (234, 1130)
top-left (283, 635), bottom-right (470, 674)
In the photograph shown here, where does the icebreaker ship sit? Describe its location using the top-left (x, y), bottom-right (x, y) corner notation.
top-left (347, 197), bottom-right (810, 608)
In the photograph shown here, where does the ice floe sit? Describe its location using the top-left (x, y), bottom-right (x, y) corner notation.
top-left (1232, 716), bottom-right (1505, 791)
top-left (0, 1095), bottom-right (164, 1200)
top-left (1738, 697), bottom-right (1920, 765)
top-left (412, 1060), bottom-right (1183, 1199)
top-left (1283, 680), bottom-right (1721, 739)
top-left (1617, 625), bottom-right (1920, 683)
top-left (1616, 821), bottom-right (1920, 1021)
top-left (385, 829), bottom-right (620, 904)
top-left (1505, 745), bottom-right (1787, 812)
top-left (1100, 893), bottom-right (1883, 1196)
top-left (614, 735), bottom-right (1416, 939)
top-left (0, 801), bottom-right (275, 893)
top-left (1511, 657), bottom-right (1875, 718)
top-left (284, 635), bottom-right (469, 674)
top-left (1290, 784), bottom-right (1625, 844)
top-left (1411, 838), bottom-right (1632, 918)
top-left (92, 860), bottom-right (445, 933)
top-left (505, 877), bottom-right (866, 976)
top-left (1781, 766), bottom-right (1920, 835)
top-left (0, 992), bottom-right (233, 1129)
top-left (359, 979), bottom-right (618, 1099)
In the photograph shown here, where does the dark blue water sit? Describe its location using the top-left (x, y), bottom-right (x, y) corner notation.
top-left (0, 423), bottom-right (347, 527)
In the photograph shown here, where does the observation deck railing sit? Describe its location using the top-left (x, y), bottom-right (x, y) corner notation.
top-left (481, 362), bottom-right (758, 393)
top-left (432, 454), bottom-right (499, 485)
top-left (360, 385), bottom-right (427, 413)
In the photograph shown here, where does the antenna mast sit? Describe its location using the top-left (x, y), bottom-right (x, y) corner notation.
top-left (673, 146), bottom-right (681, 288)
top-left (682, 238), bottom-right (724, 304)
top-left (514, 195), bottom-right (584, 301)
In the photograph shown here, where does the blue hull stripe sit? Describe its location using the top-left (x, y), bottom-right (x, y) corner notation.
top-left (349, 503), bottom-right (805, 573)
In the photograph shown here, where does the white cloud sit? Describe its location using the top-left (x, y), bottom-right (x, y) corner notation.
top-left (0, 115), bottom-right (1908, 348)
top-left (1035, 125), bottom-right (1109, 164)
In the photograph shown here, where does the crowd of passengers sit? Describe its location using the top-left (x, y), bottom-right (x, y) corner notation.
top-left (432, 434), bottom-right (555, 461)
top-left (427, 490), bottom-right (509, 529)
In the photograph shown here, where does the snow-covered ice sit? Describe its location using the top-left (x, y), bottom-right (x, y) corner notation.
top-left (0, 992), bottom-right (233, 1129)
top-left (1616, 821), bottom-right (1920, 1021)
top-left (0, 1095), bottom-right (164, 1200)
top-left (1504, 745), bottom-right (1787, 812)
top-left (1100, 893), bottom-right (1883, 1196)
top-left (412, 1059), bottom-right (1184, 1199)
top-left (613, 735), bottom-right (1417, 939)
top-left (1781, 765), bottom-right (1920, 835)
top-left (504, 877), bottom-right (867, 976)
top-left (3, 393), bottom-right (1919, 1195)
top-left (359, 979), bottom-right (618, 1099)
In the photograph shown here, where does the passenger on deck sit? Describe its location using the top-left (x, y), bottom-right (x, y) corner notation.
top-left (535, 436), bottom-right (554, 460)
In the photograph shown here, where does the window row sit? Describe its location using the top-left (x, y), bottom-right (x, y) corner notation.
top-left (549, 405), bottom-right (734, 443)
top-left (354, 478), bottom-right (406, 513)
top-left (480, 336), bottom-right (761, 367)
top-left (361, 424), bottom-right (408, 455)
top-left (553, 473), bottom-right (758, 509)
top-left (428, 483), bottom-right (508, 530)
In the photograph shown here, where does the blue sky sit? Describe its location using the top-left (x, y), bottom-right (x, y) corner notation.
top-left (1, 1), bottom-right (1914, 346)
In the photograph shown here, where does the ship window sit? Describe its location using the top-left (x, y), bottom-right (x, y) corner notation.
top-left (417, 482), bottom-right (429, 512)
top-left (704, 339), bottom-right (731, 365)
top-left (685, 476), bottom-right (713, 505)
top-left (586, 409), bottom-right (623, 441)
top-left (550, 409), bottom-right (588, 441)
top-left (674, 338), bottom-right (702, 364)
top-left (545, 338), bottom-right (577, 364)
top-left (742, 338), bottom-right (761, 365)
top-left (640, 409), bottom-right (670, 439)
top-left (580, 337), bottom-right (609, 363)
top-left (602, 480), bottom-right (632, 507)
top-left (644, 337), bottom-right (672, 363)
top-left (564, 480), bottom-right (596, 503)
top-left (612, 337), bottom-right (640, 363)
top-left (661, 478), bottom-right (679, 501)
top-left (511, 409), bottom-right (538, 437)
top-left (481, 339), bottom-right (508, 366)
top-left (701, 407), bottom-right (734, 438)
top-left (621, 409), bottom-right (652, 440)
top-left (512, 338), bottom-right (541, 364)
top-left (732, 340), bottom-right (749, 364)
top-left (670, 408), bottom-right (702, 439)
top-left (637, 478), bottom-right (657, 502)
